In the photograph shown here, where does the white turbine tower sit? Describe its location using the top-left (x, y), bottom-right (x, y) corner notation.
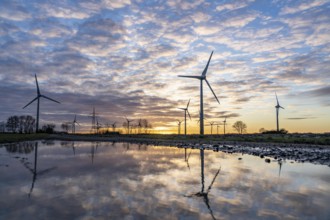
top-left (178, 51), bottom-right (219, 135)
top-left (23, 74), bottom-right (60, 132)
top-left (275, 92), bottom-right (284, 132)
top-left (178, 99), bottom-right (191, 136)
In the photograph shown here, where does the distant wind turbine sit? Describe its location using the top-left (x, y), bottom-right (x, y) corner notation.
top-left (178, 51), bottom-right (220, 135)
top-left (275, 92), bottom-right (284, 132)
top-left (111, 122), bottom-right (117, 132)
top-left (72, 115), bottom-right (80, 134)
top-left (23, 74), bottom-right (60, 132)
top-left (223, 117), bottom-right (227, 135)
top-left (208, 121), bottom-right (215, 135)
top-left (178, 99), bottom-right (191, 136)
top-left (177, 120), bottom-right (183, 135)
top-left (125, 117), bottom-right (134, 134)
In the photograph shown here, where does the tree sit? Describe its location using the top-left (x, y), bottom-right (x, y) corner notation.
top-left (259, 128), bottom-right (266, 133)
top-left (232, 121), bottom-right (247, 134)
top-left (0, 121), bottom-right (5, 133)
top-left (24, 115), bottom-right (35, 133)
top-left (61, 122), bottom-right (70, 133)
top-left (6, 116), bottom-right (19, 133)
top-left (42, 124), bottom-right (56, 133)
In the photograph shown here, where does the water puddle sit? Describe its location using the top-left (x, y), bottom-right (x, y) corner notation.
top-left (0, 141), bottom-right (329, 219)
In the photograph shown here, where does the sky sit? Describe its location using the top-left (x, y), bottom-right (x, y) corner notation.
top-left (0, 0), bottom-right (329, 134)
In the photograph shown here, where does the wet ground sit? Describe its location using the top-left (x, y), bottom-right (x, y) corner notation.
top-left (0, 141), bottom-right (329, 219)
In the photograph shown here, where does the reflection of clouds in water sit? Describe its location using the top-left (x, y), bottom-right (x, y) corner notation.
top-left (0, 141), bottom-right (329, 219)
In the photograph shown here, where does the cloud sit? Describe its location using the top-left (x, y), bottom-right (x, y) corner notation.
top-left (280, 0), bottom-right (328, 15)
top-left (303, 86), bottom-right (330, 97)
top-left (216, 0), bottom-right (254, 12)
top-left (286, 117), bottom-right (316, 120)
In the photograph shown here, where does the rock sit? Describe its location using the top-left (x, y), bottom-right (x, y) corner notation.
top-left (265, 158), bottom-right (271, 163)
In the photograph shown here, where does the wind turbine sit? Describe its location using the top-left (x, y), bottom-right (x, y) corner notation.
top-left (125, 117), bottom-right (134, 134)
top-left (275, 92), bottom-right (284, 132)
top-left (72, 115), bottom-right (80, 134)
top-left (178, 99), bottom-right (191, 136)
top-left (111, 122), bottom-right (117, 132)
top-left (208, 121), bottom-right (215, 135)
top-left (23, 74), bottom-right (60, 132)
top-left (223, 117), bottom-right (227, 135)
top-left (178, 51), bottom-right (219, 135)
top-left (177, 120), bottom-right (183, 135)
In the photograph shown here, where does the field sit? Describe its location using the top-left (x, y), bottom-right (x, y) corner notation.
top-left (1, 133), bottom-right (330, 146)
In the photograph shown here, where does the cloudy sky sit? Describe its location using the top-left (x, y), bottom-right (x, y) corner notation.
top-left (0, 0), bottom-right (329, 134)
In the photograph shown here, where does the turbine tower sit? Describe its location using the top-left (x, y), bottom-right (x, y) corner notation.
top-left (178, 51), bottom-right (219, 135)
top-left (23, 74), bottom-right (60, 132)
top-left (275, 92), bottom-right (284, 132)
top-left (178, 99), bottom-right (191, 136)
top-left (223, 117), bottom-right (227, 135)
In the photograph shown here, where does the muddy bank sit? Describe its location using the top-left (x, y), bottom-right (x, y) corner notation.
top-left (49, 134), bottom-right (330, 166)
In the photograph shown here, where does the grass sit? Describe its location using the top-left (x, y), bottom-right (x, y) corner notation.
top-left (0, 133), bottom-right (50, 144)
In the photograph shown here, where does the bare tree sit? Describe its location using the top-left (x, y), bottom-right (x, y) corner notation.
top-left (25, 115), bottom-right (35, 133)
top-left (61, 122), bottom-right (70, 133)
top-left (232, 121), bottom-right (247, 134)
top-left (42, 124), bottom-right (56, 133)
top-left (6, 116), bottom-right (19, 133)
top-left (0, 121), bottom-right (5, 133)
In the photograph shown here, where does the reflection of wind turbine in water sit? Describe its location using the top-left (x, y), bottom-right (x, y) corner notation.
top-left (23, 74), bottom-right (60, 132)
top-left (18, 142), bottom-right (57, 197)
top-left (186, 149), bottom-right (221, 220)
top-left (90, 142), bottom-right (99, 164)
top-left (184, 148), bottom-right (192, 170)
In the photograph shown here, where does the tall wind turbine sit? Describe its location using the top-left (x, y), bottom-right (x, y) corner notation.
top-left (178, 51), bottom-right (219, 135)
top-left (23, 74), bottom-right (60, 132)
top-left (178, 99), bottom-right (191, 136)
top-left (72, 115), bottom-right (80, 134)
top-left (275, 92), bottom-right (284, 132)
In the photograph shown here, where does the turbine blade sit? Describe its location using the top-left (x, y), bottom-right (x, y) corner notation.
top-left (178, 75), bottom-right (202, 79)
top-left (178, 108), bottom-right (185, 110)
top-left (186, 99), bottom-right (190, 109)
top-left (275, 92), bottom-right (279, 105)
top-left (205, 79), bottom-right (220, 104)
top-left (187, 110), bottom-right (191, 120)
top-left (41, 95), bottom-right (60, 104)
top-left (35, 74), bottom-right (40, 95)
top-left (280, 106), bottom-right (284, 109)
top-left (202, 51), bottom-right (213, 76)
top-left (23, 97), bottom-right (38, 109)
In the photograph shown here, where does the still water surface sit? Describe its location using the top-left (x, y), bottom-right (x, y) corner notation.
top-left (0, 141), bottom-right (329, 219)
